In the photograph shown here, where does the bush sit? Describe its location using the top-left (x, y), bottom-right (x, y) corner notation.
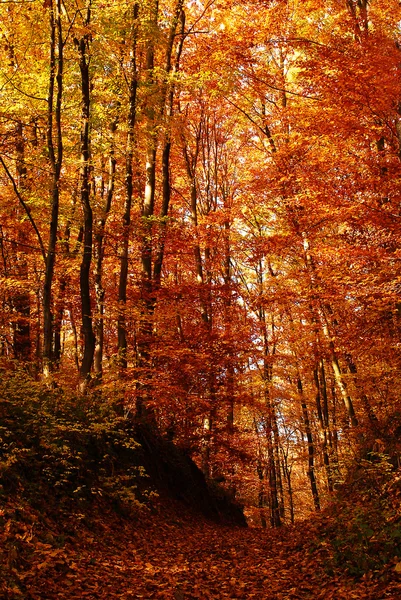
top-left (0, 370), bottom-right (149, 511)
top-left (314, 454), bottom-right (401, 578)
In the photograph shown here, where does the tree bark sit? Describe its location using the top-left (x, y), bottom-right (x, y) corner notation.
top-left (118, 2), bottom-right (139, 372)
top-left (302, 232), bottom-right (358, 427)
top-left (136, 0), bottom-right (185, 421)
top-left (43, 0), bottom-right (63, 380)
top-left (12, 121), bottom-right (31, 362)
top-left (76, 2), bottom-right (95, 390)
top-left (298, 375), bottom-right (321, 511)
top-left (313, 361), bottom-right (334, 492)
top-left (94, 118), bottom-right (118, 380)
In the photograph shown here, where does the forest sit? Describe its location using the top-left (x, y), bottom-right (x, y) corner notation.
top-left (1, 0), bottom-right (401, 597)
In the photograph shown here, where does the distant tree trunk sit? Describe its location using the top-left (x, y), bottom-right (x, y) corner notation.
top-left (273, 422), bottom-right (285, 520)
top-left (265, 416), bottom-right (281, 527)
top-left (182, 124), bottom-right (209, 325)
top-left (135, 0), bottom-right (159, 421)
top-left (313, 361), bottom-right (334, 492)
top-left (136, 0), bottom-right (185, 421)
top-left (201, 412), bottom-right (213, 479)
top-left (186, 170), bottom-right (214, 474)
top-left (222, 204), bottom-right (235, 433)
top-left (257, 466), bottom-right (268, 529)
top-left (94, 117), bottom-right (118, 380)
top-left (297, 374), bottom-right (320, 511)
top-left (54, 187), bottom-right (80, 369)
top-left (302, 232), bottom-right (358, 427)
top-left (53, 278), bottom-right (66, 366)
top-left (280, 445), bottom-right (295, 524)
top-left (254, 419), bottom-right (267, 529)
top-left (183, 124), bottom-right (218, 476)
top-left (257, 259), bottom-right (281, 527)
top-left (345, 353), bottom-right (380, 432)
top-left (12, 121), bottom-right (31, 362)
top-left (153, 6), bottom-right (185, 287)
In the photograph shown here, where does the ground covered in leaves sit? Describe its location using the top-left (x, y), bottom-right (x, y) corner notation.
top-left (2, 495), bottom-right (401, 600)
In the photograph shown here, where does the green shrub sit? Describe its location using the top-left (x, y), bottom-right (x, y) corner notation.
top-left (315, 454), bottom-right (401, 578)
top-left (0, 370), bottom-right (149, 510)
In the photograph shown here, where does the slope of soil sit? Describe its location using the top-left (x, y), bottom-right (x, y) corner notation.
top-left (135, 424), bottom-right (246, 525)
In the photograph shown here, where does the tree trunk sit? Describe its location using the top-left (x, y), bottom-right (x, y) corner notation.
top-left (13, 121), bottom-right (31, 362)
top-left (94, 118), bottom-right (118, 380)
top-left (280, 446), bottom-right (295, 524)
top-left (136, 0), bottom-right (185, 421)
top-left (118, 2), bottom-right (139, 372)
top-left (302, 232), bottom-right (358, 427)
top-left (257, 260), bottom-right (281, 527)
top-left (313, 362), bottom-right (333, 492)
top-left (43, 0), bottom-right (63, 380)
top-left (298, 375), bottom-right (321, 511)
top-left (76, 3), bottom-right (95, 391)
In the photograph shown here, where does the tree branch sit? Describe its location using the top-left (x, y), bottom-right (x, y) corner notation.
top-left (0, 156), bottom-right (47, 262)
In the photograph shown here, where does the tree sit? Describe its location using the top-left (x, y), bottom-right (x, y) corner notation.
top-left (0, 0), bottom-right (401, 523)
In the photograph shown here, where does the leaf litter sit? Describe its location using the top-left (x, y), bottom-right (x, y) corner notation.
top-left (2, 498), bottom-right (400, 599)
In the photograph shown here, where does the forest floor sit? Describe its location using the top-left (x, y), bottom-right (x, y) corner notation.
top-left (2, 496), bottom-right (401, 600)
top-left (2, 376), bottom-right (401, 598)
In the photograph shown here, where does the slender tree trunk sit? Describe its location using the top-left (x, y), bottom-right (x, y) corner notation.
top-left (254, 419), bottom-right (268, 529)
top-left (256, 259), bottom-right (281, 527)
top-left (223, 212), bottom-right (235, 433)
top-left (153, 3), bottom-right (185, 286)
top-left (297, 374), bottom-right (320, 511)
top-left (273, 424), bottom-right (285, 519)
top-left (345, 353), bottom-right (380, 432)
top-left (287, 307), bottom-right (320, 510)
top-left (313, 362), bottom-right (333, 492)
top-left (53, 277), bottom-right (66, 365)
top-left (135, 0), bottom-right (159, 421)
top-left (280, 447), bottom-right (295, 524)
top-left (302, 232), bottom-right (358, 426)
top-left (43, 0), bottom-right (63, 380)
top-left (94, 118), bottom-right (118, 380)
top-left (183, 145), bottom-right (209, 324)
top-left (201, 412), bottom-right (213, 479)
top-left (267, 426), bottom-right (281, 526)
top-left (118, 2), bottom-right (139, 372)
top-left (76, 2), bottom-right (95, 390)
top-left (13, 121), bottom-right (31, 362)
top-left (136, 0), bottom-right (185, 421)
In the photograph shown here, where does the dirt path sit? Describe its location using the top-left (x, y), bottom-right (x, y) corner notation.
top-left (7, 505), bottom-right (399, 600)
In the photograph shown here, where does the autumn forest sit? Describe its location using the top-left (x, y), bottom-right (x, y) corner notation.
top-left (1, 0), bottom-right (401, 597)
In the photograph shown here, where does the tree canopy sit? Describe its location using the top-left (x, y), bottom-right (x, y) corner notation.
top-left (1, 0), bottom-right (401, 527)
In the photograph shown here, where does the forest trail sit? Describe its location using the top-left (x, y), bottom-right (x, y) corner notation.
top-left (9, 503), bottom-right (400, 600)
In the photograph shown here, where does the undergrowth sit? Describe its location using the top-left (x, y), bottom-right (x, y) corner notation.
top-left (0, 370), bottom-right (157, 596)
top-left (0, 369), bottom-right (151, 511)
top-left (311, 453), bottom-right (401, 579)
